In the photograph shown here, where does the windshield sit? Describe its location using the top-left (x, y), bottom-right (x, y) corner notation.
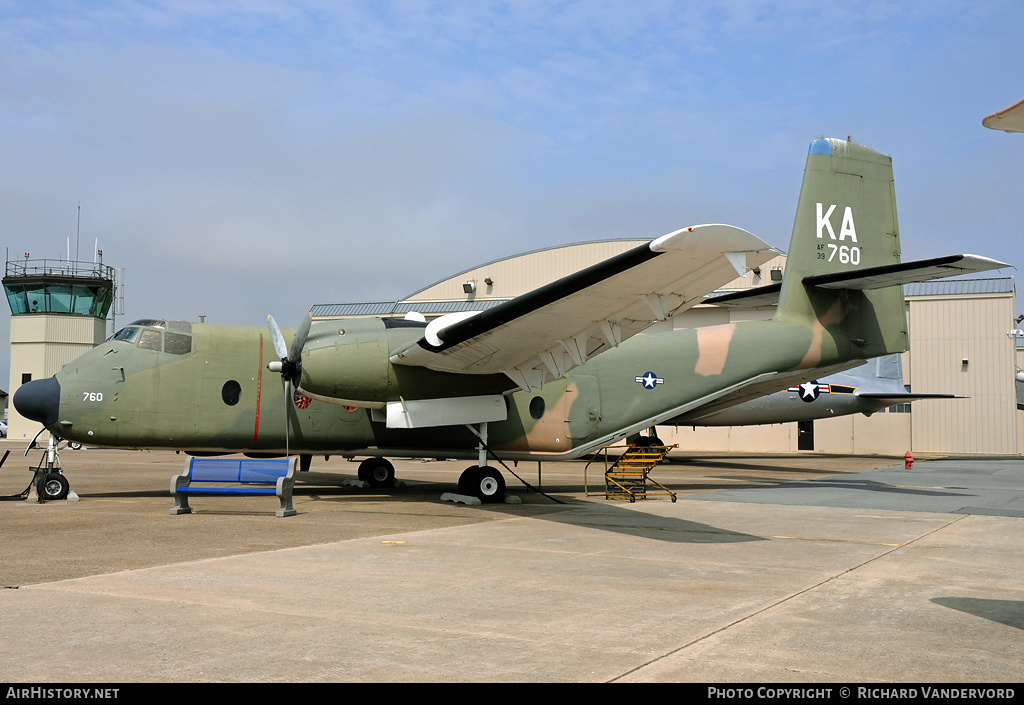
top-left (110, 321), bottom-right (192, 355)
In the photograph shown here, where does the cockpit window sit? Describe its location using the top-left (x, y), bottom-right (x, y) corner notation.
top-left (113, 327), bottom-right (140, 344)
top-left (138, 330), bottom-right (162, 351)
top-left (164, 332), bottom-right (192, 355)
top-left (113, 320), bottom-right (193, 354)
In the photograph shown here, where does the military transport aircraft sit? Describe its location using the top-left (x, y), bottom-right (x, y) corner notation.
top-left (14, 138), bottom-right (1008, 503)
top-left (667, 354), bottom-right (960, 427)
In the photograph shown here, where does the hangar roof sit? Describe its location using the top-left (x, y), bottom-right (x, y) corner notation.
top-left (904, 276), bottom-right (1015, 297)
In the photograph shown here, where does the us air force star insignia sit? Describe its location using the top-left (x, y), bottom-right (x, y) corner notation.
top-left (635, 371), bottom-right (664, 389)
top-left (798, 381), bottom-right (821, 402)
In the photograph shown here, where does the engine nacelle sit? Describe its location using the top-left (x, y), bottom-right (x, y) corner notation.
top-left (297, 318), bottom-right (393, 406)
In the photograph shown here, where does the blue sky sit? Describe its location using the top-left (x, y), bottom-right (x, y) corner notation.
top-left (2, 1), bottom-right (1022, 388)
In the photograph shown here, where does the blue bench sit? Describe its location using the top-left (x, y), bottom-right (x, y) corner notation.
top-left (171, 457), bottom-right (298, 517)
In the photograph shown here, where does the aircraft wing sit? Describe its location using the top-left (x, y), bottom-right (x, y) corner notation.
top-left (666, 361), bottom-right (866, 423)
top-left (390, 224), bottom-right (776, 390)
top-left (983, 97), bottom-right (1024, 133)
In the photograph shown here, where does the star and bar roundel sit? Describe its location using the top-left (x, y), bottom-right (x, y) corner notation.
top-left (789, 381), bottom-right (858, 402)
top-left (635, 371), bottom-right (665, 389)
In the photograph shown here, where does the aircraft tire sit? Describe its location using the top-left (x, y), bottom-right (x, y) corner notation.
top-left (458, 466), bottom-right (479, 495)
top-left (460, 466), bottom-right (505, 503)
top-left (358, 458), bottom-right (395, 487)
top-left (38, 473), bottom-right (70, 501)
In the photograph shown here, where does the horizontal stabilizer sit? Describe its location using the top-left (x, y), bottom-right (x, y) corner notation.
top-left (705, 255), bottom-right (1010, 308)
top-left (703, 283), bottom-right (781, 308)
top-left (804, 254), bottom-right (1010, 290)
top-left (857, 393), bottom-right (965, 402)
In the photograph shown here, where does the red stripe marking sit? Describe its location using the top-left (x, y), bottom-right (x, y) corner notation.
top-left (254, 334), bottom-right (263, 443)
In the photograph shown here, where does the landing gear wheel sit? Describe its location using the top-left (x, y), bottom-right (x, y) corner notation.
top-left (459, 466), bottom-right (505, 503)
top-left (38, 473), bottom-right (70, 501)
top-left (68, 442), bottom-right (83, 450)
top-left (357, 458), bottom-right (395, 487)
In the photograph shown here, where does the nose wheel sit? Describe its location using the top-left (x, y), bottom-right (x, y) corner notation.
top-left (38, 473), bottom-right (70, 501)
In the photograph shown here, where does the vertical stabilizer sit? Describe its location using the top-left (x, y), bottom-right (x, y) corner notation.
top-left (775, 138), bottom-right (908, 361)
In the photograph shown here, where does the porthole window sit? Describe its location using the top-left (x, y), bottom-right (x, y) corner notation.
top-left (529, 396), bottom-right (545, 420)
top-left (222, 380), bottom-right (242, 406)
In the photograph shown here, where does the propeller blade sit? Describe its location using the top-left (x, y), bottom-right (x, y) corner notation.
top-left (266, 312), bottom-right (313, 459)
top-left (289, 312), bottom-right (312, 363)
top-left (267, 315), bottom-right (288, 360)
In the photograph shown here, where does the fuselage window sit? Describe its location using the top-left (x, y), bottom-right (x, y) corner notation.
top-left (222, 380), bottom-right (242, 406)
top-left (529, 396), bottom-right (545, 420)
top-left (164, 332), bottom-right (192, 355)
top-left (138, 330), bottom-right (162, 351)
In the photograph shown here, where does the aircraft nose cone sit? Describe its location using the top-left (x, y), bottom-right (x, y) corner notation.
top-left (13, 377), bottom-right (61, 427)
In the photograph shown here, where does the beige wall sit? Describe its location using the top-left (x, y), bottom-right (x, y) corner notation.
top-left (7, 314), bottom-right (108, 440)
top-left (907, 293), bottom-right (1018, 455)
top-left (406, 240), bottom-right (646, 303)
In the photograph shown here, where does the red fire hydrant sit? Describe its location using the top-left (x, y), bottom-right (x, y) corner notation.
top-left (904, 451), bottom-right (914, 470)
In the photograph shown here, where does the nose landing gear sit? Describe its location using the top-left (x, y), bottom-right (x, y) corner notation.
top-left (28, 433), bottom-right (74, 502)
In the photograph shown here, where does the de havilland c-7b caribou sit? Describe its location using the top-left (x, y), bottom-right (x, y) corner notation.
top-left (14, 138), bottom-right (1008, 503)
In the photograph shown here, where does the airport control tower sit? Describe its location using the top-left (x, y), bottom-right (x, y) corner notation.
top-left (4, 253), bottom-right (120, 440)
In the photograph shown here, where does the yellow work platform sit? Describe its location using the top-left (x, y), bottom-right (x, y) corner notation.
top-left (585, 442), bottom-right (677, 502)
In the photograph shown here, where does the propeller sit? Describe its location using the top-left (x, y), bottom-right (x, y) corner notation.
top-left (267, 312), bottom-right (313, 457)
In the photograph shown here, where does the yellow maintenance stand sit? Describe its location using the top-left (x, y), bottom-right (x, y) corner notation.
top-left (585, 442), bottom-right (677, 502)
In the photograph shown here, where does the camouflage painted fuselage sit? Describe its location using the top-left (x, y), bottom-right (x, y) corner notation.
top-left (46, 301), bottom-right (881, 460)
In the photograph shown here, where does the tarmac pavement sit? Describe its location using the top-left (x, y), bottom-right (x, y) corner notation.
top-left (0, 444), bottom-right (1021, 683)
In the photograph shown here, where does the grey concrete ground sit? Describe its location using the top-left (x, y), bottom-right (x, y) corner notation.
top-left (0, 444), bottom-right (1021, 682)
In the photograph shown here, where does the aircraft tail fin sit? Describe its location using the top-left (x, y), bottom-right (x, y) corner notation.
top-left (774, 137), bottom-right (909, 359)
top-left (774, 138), bottom-right (1009, 363)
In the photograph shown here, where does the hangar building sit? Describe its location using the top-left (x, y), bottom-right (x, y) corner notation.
top-left (312, 240), bottom-right (1023, 456)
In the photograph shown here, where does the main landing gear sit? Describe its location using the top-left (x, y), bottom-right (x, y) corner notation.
top-left (353, 423), bottom-right (510, 504)
top-left (455, 422), bottom-right (508, 504)
top-left (357, 457), bottom-right (396, 487)
top-left (457, 465), bottom-right (506, 503)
